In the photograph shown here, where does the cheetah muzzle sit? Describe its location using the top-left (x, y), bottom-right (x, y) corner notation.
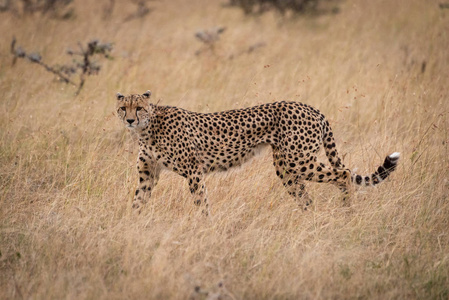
top-left (116, 90), bottom-right (400, 214)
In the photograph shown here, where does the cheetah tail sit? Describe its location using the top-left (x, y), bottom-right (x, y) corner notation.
top-left (352, 152), bottom-right (400, 186)
top-left (322, 121), bottom-right (346, 169)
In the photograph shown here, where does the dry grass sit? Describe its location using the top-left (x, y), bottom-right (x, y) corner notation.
top-left (1, 0), bottom-right (449, 299)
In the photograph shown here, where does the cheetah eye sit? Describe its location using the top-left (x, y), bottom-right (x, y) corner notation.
top-left (120, 107), bottom-right (126, 111)
top-left (136, 107), bottom-right (143, 111)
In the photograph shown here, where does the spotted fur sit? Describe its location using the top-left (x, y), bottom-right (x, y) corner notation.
top-left (116, 91), bottom-right (400, 213)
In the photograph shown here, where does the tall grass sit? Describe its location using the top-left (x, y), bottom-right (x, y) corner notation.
top-left (1, 0), bottom-right (448, 298)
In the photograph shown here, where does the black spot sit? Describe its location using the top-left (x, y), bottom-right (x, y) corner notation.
top-left (355, 175), bottom-right (362, 184)
top-left (377, 166), bottom-right (388, 179)
top-left (383, 155), bottom-right (398, 170)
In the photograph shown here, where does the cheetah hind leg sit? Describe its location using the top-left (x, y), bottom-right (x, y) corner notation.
top-left (290, 180), bottom-right (314, 211)
top-left (305, 161), bottom-right (353, 207)
top-left (273, 155), bottom-right (313, 210)
top-left (278, 173), bottom-right (313, 211)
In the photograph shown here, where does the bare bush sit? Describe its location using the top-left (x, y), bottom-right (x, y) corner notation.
top-left (194, 26), bottom-right (226, 55)
top-left (11, 38), bottom-right (113, 95)
top-left (124, 0), bottom-right (153, 22)
top-left (0, 0), bottom-right (74, 18)
top-left (224, 0), bottom-right (340, 15)
top-left (194, 27), bottom-right (265, 58)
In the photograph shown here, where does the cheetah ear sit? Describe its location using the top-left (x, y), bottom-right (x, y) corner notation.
top-left (142, 90), bottom-right (152, 99)
top-left (116, 92), bottom-right (124, 100)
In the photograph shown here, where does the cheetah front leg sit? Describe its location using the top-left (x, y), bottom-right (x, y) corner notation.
top-left (187, 172), bottom-right (209, 215)
top-left (133, 151), bottom-right (161, 212)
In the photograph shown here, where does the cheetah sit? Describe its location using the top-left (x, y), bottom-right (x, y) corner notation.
top-left (116, 90), bottom-right (400, 213)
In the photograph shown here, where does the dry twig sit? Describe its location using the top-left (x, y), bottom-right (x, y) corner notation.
top-left (11, 37), bottom-right (113, 95)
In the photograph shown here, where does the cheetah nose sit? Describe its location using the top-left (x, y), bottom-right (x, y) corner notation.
top-left (126, 119), bottom-right (135, 124)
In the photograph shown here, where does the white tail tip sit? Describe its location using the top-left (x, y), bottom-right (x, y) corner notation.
top-left (389, 152), bottom-right (400, 159)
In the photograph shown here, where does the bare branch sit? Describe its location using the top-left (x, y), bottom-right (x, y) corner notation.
top-left (10, 38), bottom-right (113, 94)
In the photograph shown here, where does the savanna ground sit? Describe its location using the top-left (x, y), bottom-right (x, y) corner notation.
top-left (1, 0), bottom-right (449, 299)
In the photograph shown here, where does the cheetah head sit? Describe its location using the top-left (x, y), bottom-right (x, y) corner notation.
top-left (116, 90), bottom-right (152, 130)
